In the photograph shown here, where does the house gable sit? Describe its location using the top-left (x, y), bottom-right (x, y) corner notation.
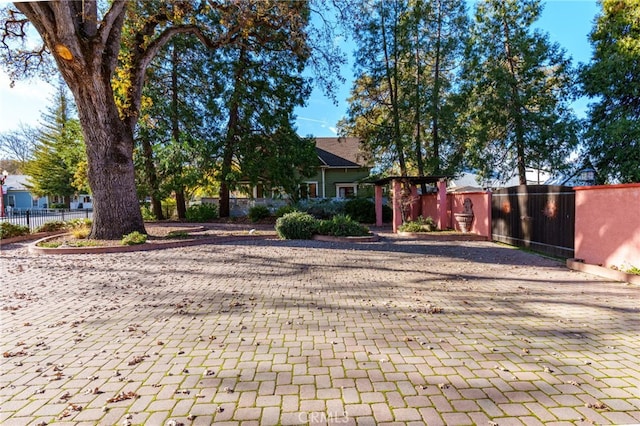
top-left (315, 137), bottom-right (369, 168)
top-left (306, 137), bottom-right (371, 198)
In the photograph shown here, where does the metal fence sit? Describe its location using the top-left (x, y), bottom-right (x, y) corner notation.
top-left (0, 209), bottom-right (93, 230)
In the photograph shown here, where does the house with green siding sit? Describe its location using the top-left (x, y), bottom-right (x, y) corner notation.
top-left (302, 137), bottom-right (371, 199)
top-left (225, 137), bottom-right (372, 202)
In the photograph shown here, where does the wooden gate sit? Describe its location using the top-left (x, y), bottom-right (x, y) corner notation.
top-left (491, 185), bottom-right (575, 258)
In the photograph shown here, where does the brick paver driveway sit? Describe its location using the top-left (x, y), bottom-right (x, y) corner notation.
top-left (1, 233), bottom-right (639, 425)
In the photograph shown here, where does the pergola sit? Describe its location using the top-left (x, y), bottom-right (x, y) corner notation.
top-left (371, 175), bottom-right (451, 232)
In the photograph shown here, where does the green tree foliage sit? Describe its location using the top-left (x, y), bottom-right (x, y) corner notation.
top-left (461, 0), bottom-right (579, 184)
top-left (340, 0), bottom-right (469, 179)
top-left (23, 84), bottom-right (87, 204)
top-left (580, 0), bottom-right (640, 183)
top-left (136, 34), bottom-right (215, 220)
top-left (209, 4), bottom-right (318, 217)
top-left (1, 1), bottom-right (342, 239)
top-left (341, 0), bottom-right (411, 176)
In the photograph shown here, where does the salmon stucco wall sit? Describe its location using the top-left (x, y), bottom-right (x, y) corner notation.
top-left (419, 191), bottom-right (491, 238)
top-left (448, 192), bottom-right (491, 238)
top-left (575, 184), bottom-right (640, 269)
top-left (420, 194), bottom-right (439, 222)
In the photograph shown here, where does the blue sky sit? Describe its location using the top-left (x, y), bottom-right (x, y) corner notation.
top-left (0, 0), bottom-right (600, 137)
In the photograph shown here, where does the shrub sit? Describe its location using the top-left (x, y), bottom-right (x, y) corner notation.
top-left (71, 226), bottom-right (90, 239)
top-left (275, 211), bottom-right (318, 240)
top-left (344, 198), bottom-right (375, 223)
top-left (0, 222), bottom-right (30, 239)
top-left (185, 203), bottom-right (218, 222)
top-left (50, 203), bottom-right (66, 209)
top-left (627, 266), bottom-right (640, 275)
top-left (398, 216), bottom-right (437, 232)
top-left (317, 214), bottom-right (370, 237)
top-left (121, 231), bottom-right (147, 245)
top-left (38, 241), bottom-right (62, 248)
top-left (275, 205), bottom-right (297, 218)
top-left (64, 219), bottom-right (92, 238)
top-left (35, 221), bottom-right (67, 233)
top-left (67, 218), bottom-right (92, 229)
top-left (295, 199), bottom-right (345, 219)
top-left (248, 205), bottom-right (271, 222)
top-left (141, 204), bottom-right (157, 221)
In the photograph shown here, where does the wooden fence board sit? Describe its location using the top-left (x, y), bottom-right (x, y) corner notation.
top-left (491, 185), bottom-right (575, 258)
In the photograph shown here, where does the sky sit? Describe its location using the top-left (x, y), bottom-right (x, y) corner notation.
top-left (0, 0), bottom-right (600, 137)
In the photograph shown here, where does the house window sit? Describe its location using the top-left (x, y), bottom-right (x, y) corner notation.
top-left (83, 196), bottom-right (91, 203)
top-left (336, 184), bottom-right (356, 199)
top-left (306, 182), bottom-right (318, 198)
top-left (32, 197), bottom-right (39, 207)
top-left (7, 195), bottom-right (15, 207)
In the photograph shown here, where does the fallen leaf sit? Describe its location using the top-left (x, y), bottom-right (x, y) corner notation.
top-left (107, 391), bottom-right (139, 403)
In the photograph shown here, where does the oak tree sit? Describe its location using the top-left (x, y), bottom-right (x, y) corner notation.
top-left (0, 1), bottom-right (332, 238)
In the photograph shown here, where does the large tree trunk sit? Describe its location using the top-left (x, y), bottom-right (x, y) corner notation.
top-left (76, 92), bottom-right (146, 239)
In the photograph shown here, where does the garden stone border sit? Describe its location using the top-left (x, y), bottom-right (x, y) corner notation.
top-left (0, 231), bottom-right (66, 247)
top-left (28, 233), bottom-right (272, 255)
top-left (396, 231), bottom-right (487, 241)
top-left (567, 258), bottom-right (640, 285)
top-left (311, 233), bottom-right (380, 243)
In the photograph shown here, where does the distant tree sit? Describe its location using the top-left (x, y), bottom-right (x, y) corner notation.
top-left (340, 0), bottom-right (468, 181)
top-left (0, 159), bottom-right (21, 175)
top-left (580, 0), bottom-right (640, 183)
top-left (23, 84), bottom-right (87, 205)
top-left (341, 0), bottom-right (410, 176)
top-left (0, 123), bottom-right (39, 169)
top-left (461, 0), bottom-right (579, 184)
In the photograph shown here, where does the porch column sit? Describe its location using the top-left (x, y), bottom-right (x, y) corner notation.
top-left (375, 185), bottom-right (383, 227)
top-left (437, 179), bottom-right (448, 230)
top-left (392, 179), bottom-right (403, 233)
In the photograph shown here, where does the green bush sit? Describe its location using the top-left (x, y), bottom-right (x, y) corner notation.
top-left (248, 205), bottom-right (271, 222)
top-left (275, 211), bottom-right (318, 240)
top-left (121, 231), bottom-right (147, 245)
top-left (35, 221), bottom-right (67, 233)
top-left (0, 222), bottom-right (30, 239)
top-left (398, 216), bottom-right (437, 232)
top-left (295, 199), bottom-right (345, 219)
top-left (317, 214), bottom-right (370, 237)
top-left (141, 204), bottom-right (157, 221)
top-left (344, 198), bottom-right (376, 223)
top-left (185, 203), bottom-right (218, 222)
top-left (50, 203), bottom-right (66, 209)
top-left (275, 205), bottom-right (297, 218)
top-left (67, 218), bottom-right (92, 230)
